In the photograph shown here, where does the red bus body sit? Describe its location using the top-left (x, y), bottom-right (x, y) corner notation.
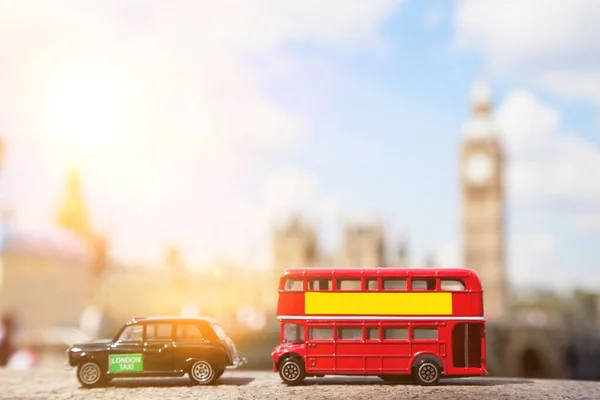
top-left (271, 268), bottom-right (487, 385)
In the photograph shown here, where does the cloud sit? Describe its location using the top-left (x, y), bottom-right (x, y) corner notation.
top-left (509, 233), bottom-right (557, 288)
top-left (497, 89), bottom-right (600, 209)
top-left (571, 213), bottom-right (600, 233)
top-left (454, 0), bottom-right (600, 102)
top-left (0, 1), bottom-right (404, 266)
top-left (435, 240), bottom-right (460, 269)
top-left (261, 170), bottom-right (320, 224)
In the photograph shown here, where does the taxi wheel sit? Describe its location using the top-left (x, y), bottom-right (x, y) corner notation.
top-left (278, 357), bottom-right (306, 385)
top-left (413, 361), bottom-right (440, 386)
top-left (189, 360), bottom-right (218, 385)
top-left (77, 361), bottom-right (106, 388)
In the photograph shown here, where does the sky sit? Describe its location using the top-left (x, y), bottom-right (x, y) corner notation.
top-left (0, 0), bottom-right (599, 291)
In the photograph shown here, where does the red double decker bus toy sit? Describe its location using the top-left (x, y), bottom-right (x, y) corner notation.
top-left (271, 268), bottom-right (487, 385)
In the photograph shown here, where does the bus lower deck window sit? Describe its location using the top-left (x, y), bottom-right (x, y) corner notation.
top-left (383, 327), bottom-right (408, 340)
top-left (366, 327), bottom-right (379, 340)
top-left (413, 328), bottom-right (438, 340)
top-left (309, 327), bottom-right (333, 340)
top-left (337, 327), bottom-right (362, 340)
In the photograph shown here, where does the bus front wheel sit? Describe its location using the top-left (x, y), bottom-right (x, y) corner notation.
top-left (278, 357), bottom-right (306, 385)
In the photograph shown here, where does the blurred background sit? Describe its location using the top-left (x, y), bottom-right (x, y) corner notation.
top-left (1, 0), bottom-right (600, 380)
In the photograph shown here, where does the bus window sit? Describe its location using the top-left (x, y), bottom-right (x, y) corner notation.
top-left (383, 327), bottom-right (408, 340)
top-left (337, 327), bottom-right (362, 340)
top-left (309, 327), bottom-right (333, 340)
top-left (411, 279), bottom-right (436, 291)
top-left (283, 323), bottom-right (304, 344)
top-left (336, 279), bottom-right (361, 291)
top-left (441, 279), bottom-right (466, 291)
top-left (308, 279), bottom-right (332, 291)
top-left (366, 327), bottom-right (379, 340)
top-left (382, 279), bottom-right (407, 290)
top-left (366, 279), bottom-right (378, 291)
top-left (285, 279), bottom-right (303, 291)
top-left (413, 328), bottom-right (438, 340)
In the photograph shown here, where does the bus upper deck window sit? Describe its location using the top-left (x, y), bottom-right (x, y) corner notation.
top-left (440, 279), bottom-right (466, 291)
top-left (336, 279), bottom-right (361, 291)
top-left (308, 279), bottom-right (332, 291)
top-left (382, 279), bottom-right (407, 291)
top-left (285, 279), bottom-right (303, 291)
top-left (366, 279), bottom-right (378, 291)
top-left (412, 279), bottom-right (436, 291)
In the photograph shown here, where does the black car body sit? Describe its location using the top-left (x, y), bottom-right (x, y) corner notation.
top-left (66, 316), bottom-right (246, 387)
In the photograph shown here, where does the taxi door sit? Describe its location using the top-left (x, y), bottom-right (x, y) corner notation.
top-left (142, 322), bottom-right (174, 372)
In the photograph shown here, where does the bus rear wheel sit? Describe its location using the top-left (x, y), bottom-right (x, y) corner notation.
top-left (278, 358), bottom-right (306, 385)
top-left (413, 361), bottom-right (440, 386)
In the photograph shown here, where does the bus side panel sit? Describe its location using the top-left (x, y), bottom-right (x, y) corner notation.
top-left (276, 292), bottom-right (305, 316)
top-left (452, 293), bottom-right (483, 316)
top-left (380, 343), bottom-right (412, 373)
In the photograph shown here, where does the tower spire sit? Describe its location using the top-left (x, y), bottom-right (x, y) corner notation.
top-left (57, 165), bottom-right (91, 239)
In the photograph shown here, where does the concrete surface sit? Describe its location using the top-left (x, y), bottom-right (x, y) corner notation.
top-left (2, 367), bottom-right (600, 400)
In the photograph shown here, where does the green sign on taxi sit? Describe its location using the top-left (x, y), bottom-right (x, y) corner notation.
top-left (109, 354), bottom-right (143, 373)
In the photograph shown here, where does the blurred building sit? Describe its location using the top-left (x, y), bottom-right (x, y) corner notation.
top-left (343, 222), bottom-right (385, 268)
top-left (271, 216), bottom-right (318, 277)
top-left (0, 226), bottom-right (92, 347)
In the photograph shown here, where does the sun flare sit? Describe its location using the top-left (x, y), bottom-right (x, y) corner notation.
top-left (45, 67), bottom-right (132, 158)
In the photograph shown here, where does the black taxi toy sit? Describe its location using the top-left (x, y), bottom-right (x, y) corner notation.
top-left (65, 316), bottom-right (246, 387)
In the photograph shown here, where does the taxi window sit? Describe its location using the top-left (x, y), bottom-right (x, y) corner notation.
top-left (118, 325), bottom-right (143, 342)
top-left (175, 324), bottom-right (203, 340)
top-left (146, 323), bottom-right (172, 340)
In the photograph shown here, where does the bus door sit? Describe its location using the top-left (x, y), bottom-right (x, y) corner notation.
top-left (305, 325), bottom-right (335, 373)
top-left (451, 322), bottom-right (483, 369)
top-left (334, 325), bottom-right (365, 373)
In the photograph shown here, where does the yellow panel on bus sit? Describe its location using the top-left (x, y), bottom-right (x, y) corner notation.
top-left (305, 292), bottom-right (453, 315)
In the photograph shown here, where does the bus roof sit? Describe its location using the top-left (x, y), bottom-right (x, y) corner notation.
top-left (280, 267), bottom-right (481, 285)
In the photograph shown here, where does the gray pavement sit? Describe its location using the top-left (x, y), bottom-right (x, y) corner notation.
top-left (2, 366), bottom-right (600, 400)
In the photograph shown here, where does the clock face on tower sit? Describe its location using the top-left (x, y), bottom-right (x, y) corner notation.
top-left (464, 152), bottom-right (494, 185)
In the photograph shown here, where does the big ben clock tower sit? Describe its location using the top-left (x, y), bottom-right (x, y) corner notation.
top-left (460, 82), bottom-right (506, 321)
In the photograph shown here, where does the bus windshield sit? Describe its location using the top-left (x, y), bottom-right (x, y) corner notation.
top-left (283, 323), bottom-right (304, 344)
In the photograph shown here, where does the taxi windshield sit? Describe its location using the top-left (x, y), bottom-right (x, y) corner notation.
top-left (212, 323), bottom-right (227, 339)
